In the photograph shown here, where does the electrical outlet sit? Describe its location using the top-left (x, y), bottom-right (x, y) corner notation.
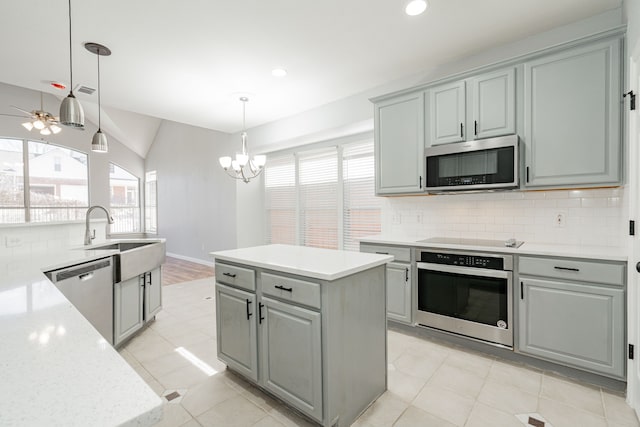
top-left (416, 212), bottom-right (424, 224)
top-left (5, 236), bottom-right (22, 247)
top-left (554, 211), bottom-right (567, 228)
top-left (392, 214), bottom-right (401, 225)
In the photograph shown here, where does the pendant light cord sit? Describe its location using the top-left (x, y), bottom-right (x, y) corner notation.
top-left (97, 48), bottom-right (101, 130)
top-left (68, 0), bottom-right (73, 90)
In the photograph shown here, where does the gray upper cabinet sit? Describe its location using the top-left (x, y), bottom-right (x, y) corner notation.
top-left (523, 38), bottom-right (621, 188)
top-left (429, 67), bottom-right (516, 146)
top-left (429, 81), bottom-right (466, 145)
top-left (375, 91), bottom-right (425, 194)
top-left (470, 68), bottom-right (516, 139)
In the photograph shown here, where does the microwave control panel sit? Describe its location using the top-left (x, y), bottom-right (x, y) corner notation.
top-left (420, 252), bottom-right (504, 270)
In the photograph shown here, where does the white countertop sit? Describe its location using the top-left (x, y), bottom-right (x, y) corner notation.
top-left (358, 234), bottom-right (628, 262)
top-left (0, 239), bottom-right (164, 427)
top-left (211, 244), bottom-right (394, 280)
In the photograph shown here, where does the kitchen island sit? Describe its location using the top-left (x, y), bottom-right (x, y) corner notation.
top-left (211, 244), bottom-right (393, 427)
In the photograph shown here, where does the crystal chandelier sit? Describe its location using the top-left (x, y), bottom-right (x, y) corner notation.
top-left (218, 97), bottom-right (266, 183)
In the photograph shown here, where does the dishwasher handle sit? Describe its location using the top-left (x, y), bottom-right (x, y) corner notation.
top-left (50, 258), bottom-right (112, 282)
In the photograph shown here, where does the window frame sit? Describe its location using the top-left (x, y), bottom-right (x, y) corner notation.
top-left (263, 132), bottom-right (379, 251)
top-left (109, 161), bottom-right (142, 234)
top-left (0, 137), bottom-right (91, 224)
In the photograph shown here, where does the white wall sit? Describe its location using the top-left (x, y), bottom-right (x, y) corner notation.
top-left (0, 82), bottom-right (145, 250)
top-left (145, 119), bottom-right (237, 262)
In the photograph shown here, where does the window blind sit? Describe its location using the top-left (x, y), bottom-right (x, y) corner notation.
top-left (298, 148), bottom-right (338, 249)
top-left (342, 141), bottom-right (381, 251)
top-left (265, 153), bottom-right (296, 244)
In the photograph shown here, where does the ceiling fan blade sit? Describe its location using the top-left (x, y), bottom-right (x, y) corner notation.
top-left (0, 112), bottom-right (30, 119)
top-left (11, 105), bottom-right (34, 115)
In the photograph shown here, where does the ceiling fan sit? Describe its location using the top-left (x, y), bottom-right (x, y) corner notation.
top-left (0, 92), bottom-right (70, 136)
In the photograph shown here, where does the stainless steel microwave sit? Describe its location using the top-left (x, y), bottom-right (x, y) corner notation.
top-left (425, 135), bottom-right (519, 192)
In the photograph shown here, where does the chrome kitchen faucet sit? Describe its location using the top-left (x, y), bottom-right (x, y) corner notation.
top-left (84, 205), bottom-right (114, 245)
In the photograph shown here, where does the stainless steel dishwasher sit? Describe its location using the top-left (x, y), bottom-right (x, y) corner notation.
top-left (47, 257), bottom-right (114, 345)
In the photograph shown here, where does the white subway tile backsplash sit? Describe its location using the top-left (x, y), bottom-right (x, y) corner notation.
top-left (383, 187), bottom-right (627, 248)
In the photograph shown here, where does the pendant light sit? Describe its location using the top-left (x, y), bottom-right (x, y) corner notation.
top-left (85, 42), bottom-right (111, 153)
top-left (59, 0), bottom-right (85, 128)
top-left (218, 97), bottom-right (266, 183)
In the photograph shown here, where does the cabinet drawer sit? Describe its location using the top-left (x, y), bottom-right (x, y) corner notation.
top-left (261, 273), bottom-right (321, 309)
top-left (360, 244), bottom-right (410, 263)
top-left (519, 256), bottom-right (625, 286)
top-left (215, 263), bottom-right (256, 291)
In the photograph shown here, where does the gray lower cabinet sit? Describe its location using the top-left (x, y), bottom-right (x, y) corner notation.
top-left (360, 243), bottom-right (413, 324)
top-left (216, 283), bottom-right (258, 381)
top-left (386, 262), bottom-right (412, 324)
top-left (215, 261), bottom-right (387, 426)
top-left (518, 256), bottom-right (625, 379)
top-left (523, 37), bottom-right (621, 188)
top-left (114, 276), bottom-right (144, 345)
top-left (261, 296), bottom-right (322, 420)
top-left (114, 267), bottom-right (162, 347)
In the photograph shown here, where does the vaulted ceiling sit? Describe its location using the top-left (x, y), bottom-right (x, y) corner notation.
top-left (0, 0), bottom-right (622, 156)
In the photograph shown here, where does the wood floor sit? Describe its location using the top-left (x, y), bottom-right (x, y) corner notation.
top-left (162, 256), bottom-right (214, 286)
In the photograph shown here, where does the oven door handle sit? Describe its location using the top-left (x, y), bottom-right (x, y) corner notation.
top-left (416, 262), bottom-right (511, 279)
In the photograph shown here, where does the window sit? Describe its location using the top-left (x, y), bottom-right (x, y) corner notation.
top-left (265, 154), bottom-right (296, 244)
top-left (299, 149), bottom-right (338, 249)
top-left (0, 138), bottom-right (25, 223)
top-left (28, 141), bottom-right (88, 222)
top-left (144, 171), bottom-right (157, 234)
top-left (343, 142), bottom-right (381, 251)
top-left (264, 140), bottom-right (380, 251)
top-left (109, 163), bottom-right (140, 233)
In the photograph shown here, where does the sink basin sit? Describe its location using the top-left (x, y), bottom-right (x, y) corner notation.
top-left (88, 241), bottom-right (166, 282)
top-left (91, 241), bottom-right (156, 251)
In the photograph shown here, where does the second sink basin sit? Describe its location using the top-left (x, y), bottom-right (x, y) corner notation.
top-left (92, 241), bottom-right (156, 252)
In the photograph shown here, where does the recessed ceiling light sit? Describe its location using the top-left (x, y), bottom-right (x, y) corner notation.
top-left (272, 68), bottom-right (287, 77)
top-left (405, 0), bottom-right (428, 16)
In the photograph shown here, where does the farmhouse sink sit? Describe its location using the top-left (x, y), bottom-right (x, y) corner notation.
top-left (90, 240), bottom-right (166, 282)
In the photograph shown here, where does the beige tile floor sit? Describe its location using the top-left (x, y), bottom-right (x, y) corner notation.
top-left (119, 278), bottom-right (640, 427)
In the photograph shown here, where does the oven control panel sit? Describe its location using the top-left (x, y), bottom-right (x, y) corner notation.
top-left (420, 252), bottom-right (505, 270)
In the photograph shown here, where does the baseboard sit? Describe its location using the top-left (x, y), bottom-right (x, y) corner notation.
top-left (166, 252), bottom-right (215, 267)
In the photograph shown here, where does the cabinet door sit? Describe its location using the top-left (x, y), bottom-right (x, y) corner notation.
top-left (387, 262), bottom-right (411, 324)
top-left (375, 92), bottom-right (425, 194)
top-left (523, 39), bottom-right (621, 188)
top-left (429, 81), bottom-right (466, 145)
top-left (519, 277), bottom-right (624, 378)
top-left (260, 296), bottom-right (322, 422)
top-left (144, 267), bottom-right (162, 320)
top-left (471, 68), bottom-right (515, 139)
top-left (114, 275), bottom-right (144, 346)
top-left (216, 283), bottom-right (258, 381)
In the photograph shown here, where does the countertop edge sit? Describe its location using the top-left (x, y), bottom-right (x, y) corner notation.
top-left (358, 236), bottom-right (628, 262)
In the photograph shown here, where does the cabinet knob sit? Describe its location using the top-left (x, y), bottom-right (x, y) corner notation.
top-left (636, 262), bottom-right (640, 273)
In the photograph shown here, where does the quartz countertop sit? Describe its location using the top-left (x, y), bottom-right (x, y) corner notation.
top-left (0, 239), bottom-right (165, 427)
top-left (358, 234), bottom-right (628, 262)
top-left (211, 244), bottom-right (394, 280)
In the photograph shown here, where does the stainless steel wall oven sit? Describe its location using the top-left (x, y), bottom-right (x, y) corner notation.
top-left (416, 249), bottom-right (513, 347)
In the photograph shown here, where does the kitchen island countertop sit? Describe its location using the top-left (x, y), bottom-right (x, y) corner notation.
top-left (211, 243), bottom-right (394, 280)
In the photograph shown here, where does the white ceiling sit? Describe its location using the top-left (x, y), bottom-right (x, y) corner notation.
top-left (0, 0), bottom-right (622, 155)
